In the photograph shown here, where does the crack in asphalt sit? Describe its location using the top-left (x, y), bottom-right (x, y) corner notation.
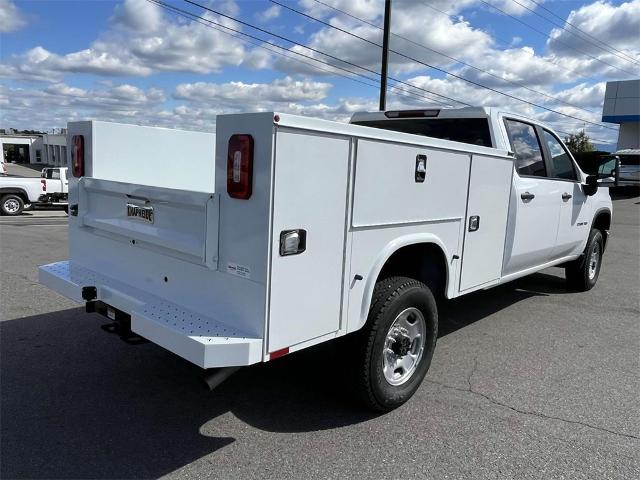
top-left (426, 357), bottom-right (640, 441)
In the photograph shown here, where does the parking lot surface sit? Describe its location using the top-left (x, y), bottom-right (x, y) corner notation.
top-left (1, 192), bottom-right (638, 479)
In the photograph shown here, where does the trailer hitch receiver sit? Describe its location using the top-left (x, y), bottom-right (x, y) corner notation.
top-left (87, 300), bottom-right (147, 345)
top-left (82, 286), bottom-right (97, 301)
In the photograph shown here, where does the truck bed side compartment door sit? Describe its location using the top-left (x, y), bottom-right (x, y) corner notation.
top-left (268, 130), bottom-right (350, 352)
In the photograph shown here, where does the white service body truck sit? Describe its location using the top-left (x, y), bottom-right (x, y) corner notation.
top-left (0, 167), bottom-right (69, 215)
top-left (39, 109), bottom-right (614, 410)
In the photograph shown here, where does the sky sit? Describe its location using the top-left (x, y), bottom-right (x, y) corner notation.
top-left (0, 0), bottom-right (639, 145)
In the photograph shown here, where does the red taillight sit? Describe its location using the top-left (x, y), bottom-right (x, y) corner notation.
top-left (227, 134), bottom-right (254, 199)
top-left (72, 135), bottom-right (84, 177)
top-left (41, 179), bottom-right (46, 191)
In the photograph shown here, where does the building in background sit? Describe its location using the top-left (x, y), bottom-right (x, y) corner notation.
top-left (0, 134), bottom-right (39, 164)
top-left (34, 134), bottom-right (68, 166)
top-left (602, 79), bottom-right (640, 186)
top-left (602, 79), bottom-right (640, 150)
top-left (0, 131), bottom-right (67, 166)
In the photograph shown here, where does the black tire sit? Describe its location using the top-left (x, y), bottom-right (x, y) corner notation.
top-left (0, 194), bottom-right (24, 216)
top-left (566, 229), bottom-right (604, 292)
top-left (353, 276), bottom-right (438, 411)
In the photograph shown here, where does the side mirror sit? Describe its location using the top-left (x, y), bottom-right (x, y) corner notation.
top-left (596, 156), bottom-right (620, 188)
top-left (583, 175), bottom-right (598, 196)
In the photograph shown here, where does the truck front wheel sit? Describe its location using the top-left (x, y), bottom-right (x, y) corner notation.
top-left (565, 229), bottom-right (604, 291)
top-left (354, 276), bottom-right (438, 411)
top-left (0, 194), bottom-right (24, 216)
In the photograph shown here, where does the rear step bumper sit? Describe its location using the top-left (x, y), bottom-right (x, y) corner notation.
top-left (39, 261), bottom-right (263, 368)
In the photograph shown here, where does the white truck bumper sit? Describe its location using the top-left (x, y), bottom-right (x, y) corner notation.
top-left (39, 261), bottom-right (263, 369)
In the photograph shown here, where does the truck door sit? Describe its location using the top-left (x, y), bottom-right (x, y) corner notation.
top-left (502, 119), bottom-right (562, 276)
top-left (61, 168), bottom-right (69, 193)
top-left (538, 129), bottom-right (591, 259)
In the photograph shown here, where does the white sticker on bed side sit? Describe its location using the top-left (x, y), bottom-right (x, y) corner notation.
top-left (226, 262), bottom-right (251, 279)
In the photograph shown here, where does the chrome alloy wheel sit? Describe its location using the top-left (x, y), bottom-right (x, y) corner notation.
top-left (382, 307), bottom-right (426, 386)
top-left (588, 242), bottom-right (601, 281)
top-left (3, 198), bottom-right (20, 214)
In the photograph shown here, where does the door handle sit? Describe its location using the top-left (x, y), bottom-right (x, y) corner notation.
top-left (562, 192), bottom-right (572, 201)
top-left (520, 192), bottom-right (535, 201)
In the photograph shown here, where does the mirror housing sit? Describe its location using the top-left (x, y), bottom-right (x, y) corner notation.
top-left (595, 155), bottom-right (620, 188)
top-left (583, 175), bottom-right (599, 196)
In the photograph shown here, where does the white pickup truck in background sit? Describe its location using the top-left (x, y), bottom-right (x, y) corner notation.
top-left (39, 108), bottom-right (615, 411)
top-left (0, 167), bottom-right (69, 215)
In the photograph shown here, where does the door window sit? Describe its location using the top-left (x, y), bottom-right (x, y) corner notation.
top-left (542, 130), bottom-right (577, 180)
top-left (505, 119), bottom-right (546, 177)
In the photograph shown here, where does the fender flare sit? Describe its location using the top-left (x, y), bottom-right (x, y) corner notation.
top-left (592, 207), bottom-right (612, 250)
top-left (352, 233), bottom-right (452, 333)
top-left (0, 187), bottom-right (29, 201)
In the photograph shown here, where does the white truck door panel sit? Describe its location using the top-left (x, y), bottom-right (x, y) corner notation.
top-left (459, 154), bottom-right (513, 291)
top-left (268, 130), bottom-right (350, 352)
top-left (552, 182), bottom-right (591, 258)
top-left (502, 175), bottom-right (562, 275)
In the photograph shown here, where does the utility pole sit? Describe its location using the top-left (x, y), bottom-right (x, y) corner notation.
top-left (379, 0), bottom-right (392, 111)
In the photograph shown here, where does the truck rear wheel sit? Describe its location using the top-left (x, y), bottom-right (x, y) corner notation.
top-left (565, 229), bottom-right (604, 292)
top-left (354, 276), bottom-right (437, 411)
top-left (1, 194), bottom-right (24, 216)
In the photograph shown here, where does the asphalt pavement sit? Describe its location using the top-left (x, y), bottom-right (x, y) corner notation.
top-left (0, 191), bottom-right (638, 479)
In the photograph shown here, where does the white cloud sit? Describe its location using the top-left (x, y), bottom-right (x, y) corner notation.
top-left (547, 0), bottom-right (640, 70)
top-left (0, 0), bottom-right (26, 33)
top-left (0, 0), bottom-right (246, 80)
top-left (551, 82), bottom-right (607, 109)
top-left (174, 77), bottom-right (332, 105)
top-left (111, 0), bottom-right (162, 32)
top-left (256, 4), bottom-right (281, 22)
top-left (276, 1), bottom-right (493, 77)
top-left (0, 83), bottom-right (167, 131)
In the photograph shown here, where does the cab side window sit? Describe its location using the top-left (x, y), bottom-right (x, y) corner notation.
top-left (542, 130), bottom-right (577, 181)
top-left (505, 119), bottom-right (546, 177)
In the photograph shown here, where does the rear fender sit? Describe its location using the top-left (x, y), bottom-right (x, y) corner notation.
top-left (353, 233), bottom-right (451, 333)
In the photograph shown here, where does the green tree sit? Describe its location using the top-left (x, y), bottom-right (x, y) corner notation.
top-left (564, 131), bottom-right (595, 154)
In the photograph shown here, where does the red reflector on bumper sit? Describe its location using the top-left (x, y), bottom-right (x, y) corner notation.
top-left (270, 347), bottom-right (289, 360)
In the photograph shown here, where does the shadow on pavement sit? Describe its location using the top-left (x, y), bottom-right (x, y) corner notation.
top-left (0, 270), bottom-right (568, 479)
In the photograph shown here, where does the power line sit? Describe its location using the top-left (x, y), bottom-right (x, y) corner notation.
top-left (183, 0), bottom-right (471, 107)
top-left (148, 0), bottom-right (377, 86)
top-left (157, 0), bottom-right (618, 134)
top-left (149, 0), bottom-right (457, 107)
top-left (478, 0), bottom-right (638, 76)
top-left (272, 0), bottom-right (618, 131)
top-left (512, 0), bottom-right (639, 66)
top-left (309, 0), bottom-right (600, 115)
top-left (147, 0), bottom-right (459, 107)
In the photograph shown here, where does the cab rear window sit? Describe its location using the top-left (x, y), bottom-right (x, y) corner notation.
top-left (352, 118), bottom-right (493, 147)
